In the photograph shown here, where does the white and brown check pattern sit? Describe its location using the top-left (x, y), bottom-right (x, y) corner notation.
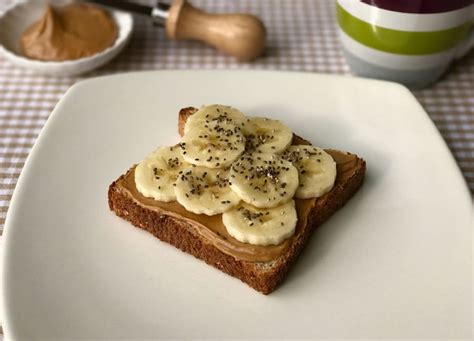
top-left (1, 0), bottom-right (473, 234)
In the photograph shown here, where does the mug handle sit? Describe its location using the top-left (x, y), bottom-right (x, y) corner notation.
top-left (455, 22), bottom-right (474, 59)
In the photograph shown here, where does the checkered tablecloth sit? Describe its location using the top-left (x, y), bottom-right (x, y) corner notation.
top-left (1, 0), bottom-right (473, 237)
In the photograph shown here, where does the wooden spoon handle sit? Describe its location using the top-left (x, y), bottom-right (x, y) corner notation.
top-left (165, 0), bottom-right (266, 61)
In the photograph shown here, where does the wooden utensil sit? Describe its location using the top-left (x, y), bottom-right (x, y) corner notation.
top-left (91, 0), bottom-right (266, 61)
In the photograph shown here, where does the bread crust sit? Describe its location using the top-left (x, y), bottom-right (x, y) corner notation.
top-left (108, 107), bottom-right (366, 294)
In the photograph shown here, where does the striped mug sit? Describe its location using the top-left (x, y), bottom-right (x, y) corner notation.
top-left (337, 0), bottom-right (474, 88)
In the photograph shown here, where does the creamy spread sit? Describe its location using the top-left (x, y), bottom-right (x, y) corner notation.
top-left (119, 143), bottom-right (362, 262)
top-left (21, 4), bottom-right (117, 61)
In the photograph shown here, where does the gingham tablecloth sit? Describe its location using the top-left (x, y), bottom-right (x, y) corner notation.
top-left (0, 1), bottom-right (473, 337)
top-left (1, 0), bottom-right (473, 236)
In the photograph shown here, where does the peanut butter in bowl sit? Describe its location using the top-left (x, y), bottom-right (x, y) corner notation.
top-left (21, 3), bottom-right (118, 61)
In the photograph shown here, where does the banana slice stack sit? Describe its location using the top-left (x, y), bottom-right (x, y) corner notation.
top-left (135, 105), bottom-right (337, 246)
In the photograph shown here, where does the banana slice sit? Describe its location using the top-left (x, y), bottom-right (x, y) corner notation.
top-left (180, 122), bottom-right (245, 168)
top-left (175, 167), bottom-right (240, 215)
top-left (282, 145), bottom-right (337, 199)
top-left (244, 117), bottom-right (293, 153)
top-left (184, 104), bottom-right (249, 135)
top-left (230, 152), bottom-right (299, 208)
top-left (135, 146), bottom-right (188, 202)
top-left (222, 200), bottom-right (297, 246)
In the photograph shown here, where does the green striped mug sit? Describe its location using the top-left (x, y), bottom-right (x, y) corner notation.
top-left (337, 0), bottom-right (474, 88)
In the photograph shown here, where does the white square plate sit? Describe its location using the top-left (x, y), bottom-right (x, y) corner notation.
top-left (2, 71), bottom-right (472, 339)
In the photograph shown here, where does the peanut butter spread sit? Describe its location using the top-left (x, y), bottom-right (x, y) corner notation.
top-left (119, 148), bottom-right (361, 262)
top-left (21, 4), bottom-right (117, 61)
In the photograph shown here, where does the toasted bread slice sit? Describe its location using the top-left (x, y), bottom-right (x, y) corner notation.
top-left (108, 107), bottom-right (366, 294)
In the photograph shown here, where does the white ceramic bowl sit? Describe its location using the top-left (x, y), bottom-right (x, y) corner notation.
top-left (0, 0), bottom-right (133, 76)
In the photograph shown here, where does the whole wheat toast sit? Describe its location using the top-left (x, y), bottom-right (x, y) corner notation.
top-left (108, 107), bottom-right (366, 294)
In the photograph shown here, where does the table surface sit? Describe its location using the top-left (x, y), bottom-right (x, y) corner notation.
top-left (0, 0), bottom-right (473, 235)
top-left (0, 0), bottom-right (473, 338)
